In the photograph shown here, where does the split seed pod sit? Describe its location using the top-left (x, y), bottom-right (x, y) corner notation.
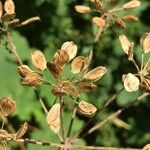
top-left (122, 73), bottom-right (140, 92)
top-left (74, 5), bottom-right (91, 13)
top-left (4, 0), bottom-right (15, 14)
top-left (83, 66), bottom-right (107, 82)
top-left (31, 50), bottom-right (47, 71)
top-left (78, 101), bottom-right (97, 117)
top-left (17, 65), bottom-right (33, 78)
top-left (142, 144), bottom-right (150, 150)
top-left (92, 17), bottom-right (106, 27)
top-left (46, 103), bottom-right (60, 133)
top-left (0, 96), bottom-right (16, 117)
top-left (61, 41), bottom-right (78, 61)
top-left (71, 56), bottom-right (86, 74)
top-left (0, 1), bottom-right (3, 18)
top-left (123, 0), bottom-right (141, 9)
top-left (112, 18), bottom-right (126, 28)
top-left (140, 32), bottom-right (150, 53)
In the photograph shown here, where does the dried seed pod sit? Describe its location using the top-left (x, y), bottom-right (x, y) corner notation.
top-left (17, 65), bottom-right (33, 78)
top-left (78, 101), bottom-right (97, 117)
top-left (4, 0), bottom-right (15, 14)
top-left (0, 96), bottom-right (16, 117)
top-left (53, 50), bottom-right (69, 68)
top-left (2, 12), bottom-right (15, 21)
top-left (122, 73), bottom-right (140, 92)
top-left (78, 81), bottom-right (97, 93)
top-left (61, 41), bottom-right (78, 61)
top-left (0, 1), bottom-right (3, 18)
top-left (31, 50), bottom-right (47, 71)
top-left (121, 15), bottom-right (139, 22)
top-left (0, 130), bottom-right (12, 140)
top-left (140, 32), bottom-right (150, 53)
top-left (143, 144), bottom-right (150, 150)
top-left (74, 5), bottom-right (91, 13)
top-left (83, 66), bottom-right (107, 82)
top-left (22, 72), bottom-right (42, 86)
top-left (46, 103), bottom-right (60, 133)
top-left (123, 0), bottom-right (141, 9)
top-left (92, 17), bottom-right (105, 27)
top-left (47, 61), bottom-right (62, 79)
top-left (112, 18), bottom-right (126, 28)
top-left (71, 56), bottom-right (86, 74)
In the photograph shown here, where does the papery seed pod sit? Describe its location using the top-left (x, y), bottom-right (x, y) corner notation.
top-left (61, 41), bottom-right (78, 61)
top-left (53, 50), bottom-right (69, 68)
top-left (22, 72), bottom-right (42, 86)
top-left (0, 96), bottom-right (16, 117)
top-left (78, 81), bottom-right (97, 93)
top-left (47, 61), bottom-right (62, 78)
top-left (92, 17), bottom-right (105, 27)
top-left (121, 15), bottom-right (139, 22)
top-left (74, 5), bottom-right (91, 13)
top-left (4, 0), bottom-right (15, 14)
top-left (46, 103), bottom-right (60, 133)
top-left (31, 50), bottom-right (47, 71)
top-left (112, 18), bottom-right (126, 28)
top-left (140, 32), bottom-right (150, 53)
top-left (0, 1), bottom-right (3, 18)
top-left (2, 12), bottom-right (15, 22)
top-left (78, 101), bottom-right (97, 117)
top-left (52, 85), bottom-right (67, 96)
top-left (17, 65), bottom-right (33, 78)
top-left (71, 56), bottom-right (86, 74)
top-left (123, 0), bottom-right (141, 10)
top-left (122, 73), bottom-right (140, 92)
top-left (0, 130), bottom-right (12, 140)
top-left (142, 144), bottom-right (150, 150)
top-left (83, 66), bottom-right (107, 82)
top-left (119, 35), bottom-right (132, 55)
top-left (15, 122), bottom-right (28, 140)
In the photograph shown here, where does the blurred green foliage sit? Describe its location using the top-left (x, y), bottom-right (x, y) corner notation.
top-left (0, 0), bottom-right (150, 149)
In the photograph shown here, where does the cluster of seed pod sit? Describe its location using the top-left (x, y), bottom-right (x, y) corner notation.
top-left (75, 0), bottom-right (141, 28)
top-left (119, 33), bottom-right (150, 92)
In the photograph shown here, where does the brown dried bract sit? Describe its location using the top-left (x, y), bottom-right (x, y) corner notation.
top-left (71, 56), bottom-right (86, 74)
top-left (31, 50), bottom-right (47, 71)
top-left (4, 0), bottom-right (15, 14)
top-left (92, 17), bottom-right (105, 27)
top-left (22, 72), bottom-right (42, 86)
top-left (140, 32), bottom-right (150, 53)
top-left (83, 66), bottom-right (107, 82)
top-left (123, 0), bottom-right (141, 10)
top-left (75, 5), bottom-right (91, 14)
top-left (0, 96), bottom-right (16, 117)
top-left (61, 41), bottom-right (78, 61)
top-left (46, 103), bottom-right (60, 133)
top-left (78, 101), bottom-right (97, 117)
top-left (17, 65), bottom-right (33, 78)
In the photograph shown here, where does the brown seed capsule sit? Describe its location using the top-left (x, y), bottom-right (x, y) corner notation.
top-left (140, 32), bottom-right (150, 53)
top-left (53, 50), bottom-right (69, 68)
top-left (74, 5), bottom-right (91, 13)
top-left (83, 66), bottom-right (107, 82)
top-left (122, 73), bottom-right (140, 92)
top-left (78, 81), bottom-right (97, 93)
top-left (0, 1), bottom-right (3, 18)
top-left (78, 101), bottom-right (97, 117)
top-left (121, 15), bottom-right (139, 22)
top-left (112, 18), bottom-right (126, 28)
top-left (17, 65), bottom-right (33, 78)
top-left (92, 17), bottom-right (105, 27)
top-left (31, 50), bottom-right (47, 71)
top-left (142, 144), bottom-right (150, 150)
top-left (123, 0), bottom-right (141, 10)
top-left (61, 41), bottom-right (78, 61)
top-left (47, 61), bottom-right (62, 79)
top-left (4, 0), bottom-right (15, 14)
top-left (22, 72), bottom-right (42, 86)
top-left (2, 12), bottom-right (15, 22)
top-left (0, 130), bottom-right (12, 140)
top-left (0, 96), bottom-right (16, 117)
top-left (71, 56), bottom-right (86, 74)
top-left (46, 103), bottom-right (60, 133)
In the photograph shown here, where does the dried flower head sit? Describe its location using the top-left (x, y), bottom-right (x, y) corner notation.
top-left (0, 96), bottom-right (16, 117)
top-left (83, 66), bottom-right (107, 82)
top-left (75, 5), bottom-right (91, 13)
top-left (61, 41), bottom-right (78, 61)
top-left (123, 0), bottom-right (141, 10)
top-left (143, 144), bottom-right (150, 150)
top-left (92, 17), bottom-right (106, 27)
top-left (31, 50), bottom-right (47, 71)
top-left (78, 101), bottom-right (97, 117)
top-left (140, 32), bottom-right (150, 53)
top-left (122, 73), bottom-right (140, 92)
top-left (4, 0), bottom-right (15, 14)
top-left (17, 65), bottom-right (33, 78)
top-left (46, 103), bottom-right (60, 133)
